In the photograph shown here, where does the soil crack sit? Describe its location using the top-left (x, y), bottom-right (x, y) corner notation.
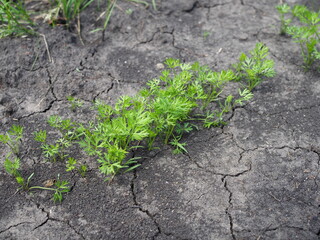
top-left (223, 177), bottom-right (236, 240)
top-left (18, 68), bottom-right (58, 120)
top-left (0, 222), bottom-right (33, 234)
top-left (33, 204), bottom-right (85, 239)
top-left (93, 75), bottom-right (115, 101)
top-left (130, 170), bottom-right (186, 239)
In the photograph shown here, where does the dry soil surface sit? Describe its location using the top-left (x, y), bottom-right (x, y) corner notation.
top-left (0, 0), bottom-right (320, 239)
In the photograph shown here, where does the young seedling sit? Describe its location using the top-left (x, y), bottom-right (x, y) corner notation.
top-left (233, 42), bottom-right (275, 91)
top-left (28, 174), bottom-right (71, 203)
top-left (276, 3), bottom-right (292, 35)
top-left (3, 153), bottom-right (70, 202)
top-left (35, 116), bottom-right (77, 161)
top-left (67, 96), bottom-right (83, 111)
top-left (66, 157), bottom-right (87, 177)
top-left (34, 130), bottom-right (47, 143)
top-left (0, 125), bottom-right (24, 156)
top-left (276, 4), bottom-right (320, 69)
top-left (203, 31), bottom-right (211, 39)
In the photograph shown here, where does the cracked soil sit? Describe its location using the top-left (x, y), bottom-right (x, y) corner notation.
top-left (0, 0), bottom-right (320, 239)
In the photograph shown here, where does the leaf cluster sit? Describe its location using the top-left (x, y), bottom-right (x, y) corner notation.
top-left (276, 3), bottom-right (320, 69)
top-left (36, 43), bottom-right (275, 181)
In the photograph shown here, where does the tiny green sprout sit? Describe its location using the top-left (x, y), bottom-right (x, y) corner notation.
top-left (175, 122), bottom-right (197, 136)
top-left (41, 143), bottom-right (60, 161)
top-left (4, 153), bottom-right (20, 177)
top-left (48, 115), bottom-right (62, 129)
top-left (29, 174), bottom-right (71, 203)
top-left (276, 4), bottom-right (320, 69)
top-left (164, 58), bottom-right (181, 69)
top-left (0, 125), bottom-right (24, 156)
top-left (66, 157), bottom-right (77, 172)
top-left (276, 4), bottom-right (291, 35)
top-left (233, 42), bottom-right (275, 90)
top-left (170, 137), bottom-right (188, 154)
top-left (4, 153), bottom-right (34, 190)
top-left (51, 176), bottom-right (70, 203)
top-left (78, 164), bottom-right (87, 178)
top-left (203, 31), bottom-right (210, 39)
top-left (235, 89), bottom-right (254, 105)
top-left (34, 130), bottom-right (47, 143)
top-left (67, 96), bottom-right (83, 111)
top-left (126, 8), bottom-right (133, 15)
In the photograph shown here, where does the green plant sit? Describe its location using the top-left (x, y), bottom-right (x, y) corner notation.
top-left (276, 4), bottom-right (320, 69)
top-left (33, 116), bottom-right (76, 162)
top-left (276, 3), bottom-right (291, 35)
top-left (67, 96), bottom-right (83, 111)
top-left (3, 152), bottom-right (70, 202)
top-left (0, 124), bottom-right (23, 156)
top-left (93, 0), bottom-right (157, 40)
top-left (67, 43), bottom-right (274, 179)
top-left (233, 42), bottom-right (275, 91)
top-left (52, 0), bottom-right (95, 25)
top-left (17, 43), bottom-right (274, 181)
top-left (33, 130), bottom-right (47, 143)
top-left (0, 0), bottom-right (35, 38)
top-left (66, 157), bottom-right (87, 177)
top-left (203, 31), bottom-right (210, 39)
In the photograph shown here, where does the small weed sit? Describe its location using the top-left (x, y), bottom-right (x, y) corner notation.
top-left (276, 3), bottom-right (291, 35)
top-left (125, 8), bottom-right (133, 15)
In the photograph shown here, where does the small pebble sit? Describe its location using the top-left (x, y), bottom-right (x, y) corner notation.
top-left (156, 63), bottom-right (165, 69)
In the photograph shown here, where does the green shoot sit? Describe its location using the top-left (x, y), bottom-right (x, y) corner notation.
top-left (0, 0), bottom-right (35, 38)
top-left (29, 174), bottom-right (70, 203)
top-left (67, 96), bottom-right (83, 111)
top-left (276, 4), bottom-right (320, 69)
top-left (34, 130), bottom-right (47, 143)
top-left (170, 137), bottom-right (188, 154)
top-left (0, 125), bottom-right (24, 156)
top-left (66, 157), bottom-right (87, 177)
top-left (53, 0), bottom-right (95, 26)
top-left (276, 3), bottom-right (291, 35)
top-left (233, 42), bottom-right (276, 91)
top-left (203, 31), bottom-right (210, 39)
